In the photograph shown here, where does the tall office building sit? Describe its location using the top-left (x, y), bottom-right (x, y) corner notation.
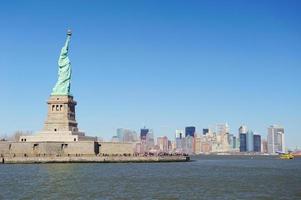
top-left (185, 126), bottom-right (196, 137)
top-left (140, 128), bottom-right (149, 141)
top-left (140, 127), bottom-right (155, 152)
top-left (261, 139), bottom-right (268, 153)
top-left (183, 135), bottom-right (194, 155)
top-left (253, 134), bottom-right (261, 152)
top-left (239, 133), bottom-right (247, 152)
top-left (175, 130), bottom-right (184, 139)
top-left (239, 125), bottom-right (248, 152)
top-left (194, 136), bottom-right (202, 154)
top-left (175, 130), bottom-right (184, 152)
top-left (157, 136), bottom-right (169, 153)
top-left (229, 134), bottom-right (237, 149)
top-left (217, 123), bottom-right (230, 135)
top-left (116, 128), bottom-right (137, 143)
top-left (203, 129), bottom-right (209, 135)
top-left (239, 125), bottom-right (248, 134)
top-left (246, 131), bottom-right (254, 152)
top-left (168, 140), bottom-right (172, 151)
top-left (267, 125), bottom-right (285, 154)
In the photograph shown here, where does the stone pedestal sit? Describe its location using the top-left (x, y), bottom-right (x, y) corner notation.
top-left (20, 95), bottom-right (96, 142)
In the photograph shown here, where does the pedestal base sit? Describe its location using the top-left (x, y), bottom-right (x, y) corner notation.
top-left (20, 132), bottom-right (96, 142)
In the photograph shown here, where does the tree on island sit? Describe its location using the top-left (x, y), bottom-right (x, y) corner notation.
top-left (1, 131), bottom-right (33, 141)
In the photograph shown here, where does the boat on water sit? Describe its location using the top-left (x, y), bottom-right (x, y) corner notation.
top-left (279, 153), bottom-right (294, 160)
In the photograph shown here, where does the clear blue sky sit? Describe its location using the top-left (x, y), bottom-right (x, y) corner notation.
top-left (0, 0), bottom-right (300, 148)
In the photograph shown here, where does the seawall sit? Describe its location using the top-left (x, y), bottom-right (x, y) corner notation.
top-left (1, 155), bottom-right (190, 164)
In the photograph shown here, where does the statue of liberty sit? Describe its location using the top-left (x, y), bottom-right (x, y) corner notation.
top-left (52, 30), bottom-right (72, 96)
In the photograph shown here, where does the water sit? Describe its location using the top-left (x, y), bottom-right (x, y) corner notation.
top-left (0, 156), bottom-right (300, 200)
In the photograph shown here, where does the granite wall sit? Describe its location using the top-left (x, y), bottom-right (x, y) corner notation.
top-left (0, 141), bottom-right (98, 157)
top-left (0, 141), bottom-right (138, 157)
top-left (97, 142), bottom-right (136, 155)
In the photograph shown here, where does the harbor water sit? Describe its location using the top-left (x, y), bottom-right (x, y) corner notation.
top-left (0, 155), bottom-right (300, 199)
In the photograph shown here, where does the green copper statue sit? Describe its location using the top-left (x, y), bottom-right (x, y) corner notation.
top-left (52, 30), bottom-right (72, 96)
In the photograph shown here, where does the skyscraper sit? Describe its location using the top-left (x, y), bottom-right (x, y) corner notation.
top-left (267, 125), bottom-right (285, 154)
top-left (203, 129), bottom-right (209, 135)
top-left (239, 133), bottom-right (247, 152)
top-left (246, 131), bottom-right (254, 152)
top-left (253, 134), bottom-right (261, 152)
top-left (229, 134), bottom-right (237, 149)
top-left (239, 125), bottom-right (248, 134)
top-left (194, 136), bottom-right (202, 154)
top-left (262, 139), bottom-right (268, 153)
top-left (157, 136), bottom-right (169, 153)
top-left (185, 126), bottom-right (196, 137)
top-left (175, 130), bottom-right (184, 152)
top-left (140, 128), bottom-right (149, 141)
top-left (175, 130), bottom-right (184, 139)
top-left (140, 127), bottom-right (154, 152)
top-left (183, 135), bottom-right (194, 155)
top-left (239, 125), bottom-right (248, 152)
top-left (117, 128), bottom-right (137, 143)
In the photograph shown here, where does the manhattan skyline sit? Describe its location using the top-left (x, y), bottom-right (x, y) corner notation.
top-left (0, 1), bottom-right (300, 148)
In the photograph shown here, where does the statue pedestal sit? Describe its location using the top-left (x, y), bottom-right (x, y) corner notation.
top-left (20, 95), bottom-right (96, 142)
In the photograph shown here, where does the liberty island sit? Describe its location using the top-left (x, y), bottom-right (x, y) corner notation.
top-left (0, 31), bottom-right (189, 163)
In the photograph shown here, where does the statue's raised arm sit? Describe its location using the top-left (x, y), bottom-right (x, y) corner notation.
top-left (52, 30), bottom-right (72, 96)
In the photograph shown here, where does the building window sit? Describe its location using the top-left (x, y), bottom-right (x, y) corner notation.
top-left (33, 144), bottom-right (39, 150)
top-left (74, 138), bottom-right (76, 141)
top-left (54, 129), bottom-right (57, 132)
top-left (61, 144), bottom-right (68, 150)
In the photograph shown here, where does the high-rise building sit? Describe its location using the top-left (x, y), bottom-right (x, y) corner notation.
top-left (168, 140), bottom-right (172, 152)
top-left (261, 139), bottom-right (268, 153)
top-left (140, 128), bottom-right (149, 141)
top-left (240, 133), bottom-right (247, 152)
top-left (217, 123), bottom-right (230, 135)
top-left (183, 135), bottom-right (194, 155)
top-left (203, 129), bottom-right (209, 135)
top-left (117, 128), bottom-right (137, 143)
top-left (146, 130), bottom-right (155, 148)
top-left (246, 131), bottom-right (254, 152)
top-left (185, 126), bottom-right (196, 137)
top-left (140, 127), bottom-right (155, 152)
top-left (175, 130), bottom-right (184, 139)
top-left (253, 134), bottom-right (261, 152)
top-left (175, 130), bottom-right (184, 153)
top-left (239, 125), bottom-right (248, 152)
top-left (229, 134), bottom-right (237, 149)
top-left (157, 136), bottom-right (169, 153)
top-left (267, 125), bottom-right (285, 154)
top-left (194, 136), bottom-right (202, 154)
top-left (239, 125), bottom-right (248, 134)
